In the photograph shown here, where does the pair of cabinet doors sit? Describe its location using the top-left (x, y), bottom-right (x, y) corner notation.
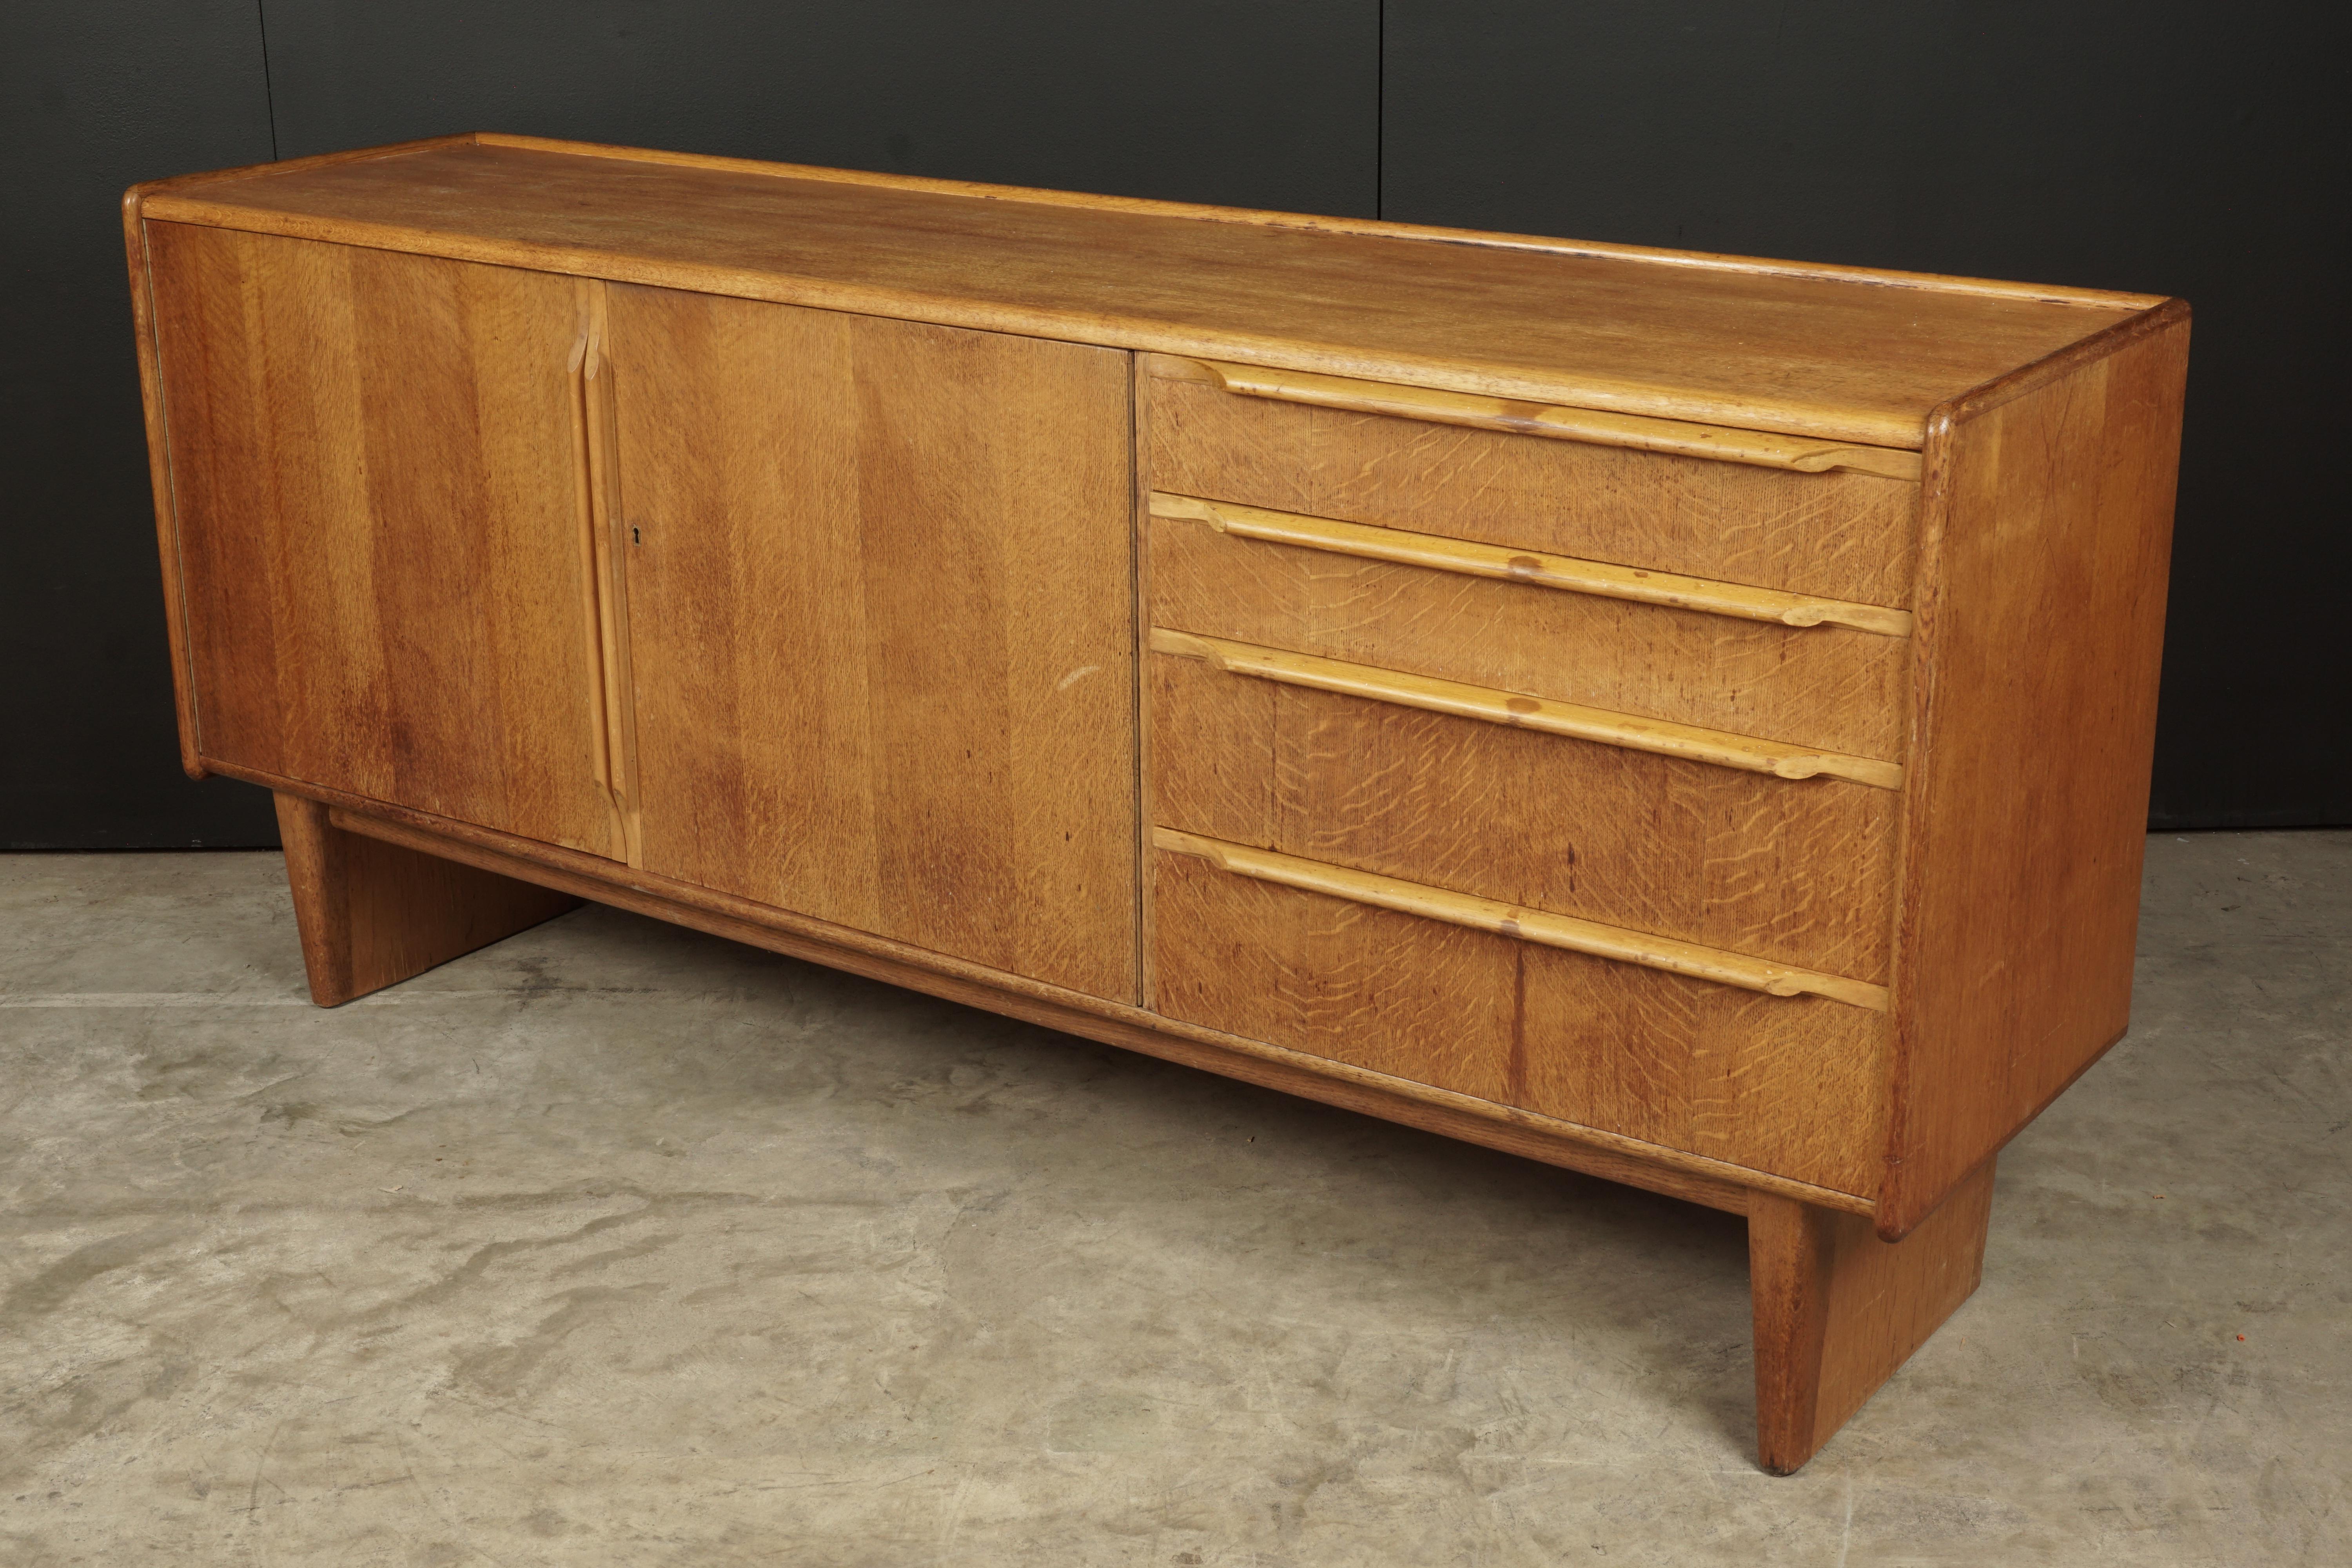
top-left (149, 225), bottom-right (1139, 1001)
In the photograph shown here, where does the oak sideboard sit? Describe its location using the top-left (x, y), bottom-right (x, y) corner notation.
top-left (124, 134), bottom-right (2188, 1474)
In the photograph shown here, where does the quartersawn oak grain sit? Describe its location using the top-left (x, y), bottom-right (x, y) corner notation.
top-left (1157, 829), bottom-right (1887, 1011)
top-left (1878, 303), bottom-right (2191, 1240)
top-left (134, 136), bottom-right (2144, 448)
top-left (1147, 363), bottom-right (1921, 606)
top-left (1151, 510), bottom-right (1910, 761)
top-left (1151, 492), bottom-right (1915, 636)
top-left (1153, 848), bottom-right (1886, 1195)
top-left (606, 284), bottom-right (1138, 1002)
top-left (145, 223), bottom-right (624, 859)
top-left (1155, 628), bottom-right (1903, 789)
top-left (1152, 650), bottom-right (1900, 980)
top-left (1185, 357), bottom-right (1925, 479)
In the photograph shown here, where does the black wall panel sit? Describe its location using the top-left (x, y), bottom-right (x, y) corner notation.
top-left (3, 1), bottom-right (1376, 848)
top-left (1381, 2), bottom-right (2352, 828)
top-left (2, 4), bottom-right (281, 848)
top-left (264, 1), bottom-right (1379, 214)
top-left (4, 2), bottom-right (2343, 842)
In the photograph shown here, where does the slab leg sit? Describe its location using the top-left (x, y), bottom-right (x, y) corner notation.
top-left (1748, 1160), bottom-right (1995, 1474)
top-left (274, 793), bottom-right (581, 1006)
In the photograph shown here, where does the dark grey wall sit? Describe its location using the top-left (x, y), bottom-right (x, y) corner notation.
top-left (4, 5), bottom-right (278, 848)
top-left (263, 2), bottom-right (1378, 212)
top-left (1381, 2), bottom-right (2352, 831)
top-left (4, 2), bottom-right (2342, 845)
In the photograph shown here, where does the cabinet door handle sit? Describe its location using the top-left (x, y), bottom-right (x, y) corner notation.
top-left (1151, 629), bottom-right (1903, 790)
top-left (1152, 493), bottom-right (1912, 637)
top-left (1156, 828), bottom-right (1889, 1011)
top-left (1169, 358), bottom-right (1923, 481)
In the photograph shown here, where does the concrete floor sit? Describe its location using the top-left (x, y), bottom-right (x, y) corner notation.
top-left (1, 829), bottom-right (2344, 1566)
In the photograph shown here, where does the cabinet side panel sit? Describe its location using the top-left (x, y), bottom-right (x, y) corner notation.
top-left (143, 222), bottom-right (622, 858)
top-left (123, 198), bottom-right (203, 778)
top-left (1881, 307), bottom-right (2190, 1238)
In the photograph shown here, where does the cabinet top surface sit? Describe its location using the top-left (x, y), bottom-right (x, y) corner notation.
top-left (136, 134), bottom-right (2164, 448)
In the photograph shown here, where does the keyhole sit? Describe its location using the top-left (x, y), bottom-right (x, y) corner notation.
top-left (631, 526), bottom-right (641, 544)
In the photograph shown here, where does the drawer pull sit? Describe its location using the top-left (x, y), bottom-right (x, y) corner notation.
top-left (1152, 629), bottom-right (1904, 790)
top-left (1152, 493), bottom-right (1912, 637)
top-left (1157, 828), bottom-right (1890, 1011)
top-left (1180, 359), bottom-right (1923, 481)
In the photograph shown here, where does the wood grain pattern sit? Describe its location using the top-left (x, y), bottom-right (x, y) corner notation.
top-left (1154, 630), bottom-right (1902, 790)
top-left (274, 792), bottom-right (579, 1006)
top-left (1147, 365), bottom-right (1920, 606)
top-left (468, 134), bottom-right (2160, 315)
top-left (1153, 513), bottom-right (1908, 760)
top-left (1751, 1160), bottom-right (1994, 1473)
top-left (1184, 358), bottom-right (1924, 479)
top-left (326, 799), bottom-right (1816, 1217)
top-left (1152, 652), bottom-right (1899, 980)
top-left (1158, 828), bottom-right (1886, 1009)
top-left (122, 197), bottom-right (203, 780)
top-left (135, 138), bottom-right (2142, 448)
top-left (1154, 849), bottom-right (1885, 1195)
top-left (1519, 943), bottom-right (1887, 1198)
top-left (1152, 493), bottom-right (1914, 636)
top-left (606, 285), bottom-right (1137, 1001)
top-left (1878, 303), bottom-right (2190, 1239)
top-left (145, 223), bottom-right (625, 858)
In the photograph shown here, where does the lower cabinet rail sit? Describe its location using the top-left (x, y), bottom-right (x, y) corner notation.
top-left (1155, 827), bottom-right (1892, 1011)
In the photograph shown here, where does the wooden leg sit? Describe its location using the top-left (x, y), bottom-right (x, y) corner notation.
top-left (1749, 1159), bottom-right (1995, 1474)
top-left (274, 792), bottom-right (582, 1006)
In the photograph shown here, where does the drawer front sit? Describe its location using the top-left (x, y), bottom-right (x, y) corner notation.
top-left (1146, 357), bottom-right (1918, 607)
top-left (1154, 651), bottom-right (1899, 982)
top-left (1154, 847), bottom-right (1886, 1197)
top-left (1152, 505), bottom-right (1908, 763)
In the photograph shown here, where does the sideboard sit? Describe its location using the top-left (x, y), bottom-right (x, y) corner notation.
top-left (124, 134), bottom-right (2188, 1474)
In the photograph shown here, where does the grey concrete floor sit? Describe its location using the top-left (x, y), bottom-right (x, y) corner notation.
top-left (1, 829), bottom-right (2345, 1566)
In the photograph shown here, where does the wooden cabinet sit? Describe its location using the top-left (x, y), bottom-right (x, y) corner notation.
top-left (124, 134), bottom-right (2189, 1475)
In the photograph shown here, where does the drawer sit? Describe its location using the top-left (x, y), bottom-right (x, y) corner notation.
top-left (1148, 649), bottom-right (1900, 982)
top-left (1151, 498), bottom-right (1909, 763)
top-left (1144, 354), bottom-right (1920, 608)
top-left (1152, 843), bottom-right (1886, 1197)
top-left (1152, 649), bottom-right (1900, 982)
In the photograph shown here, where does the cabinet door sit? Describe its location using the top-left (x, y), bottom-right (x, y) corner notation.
top-left (606, 286), bottom-right (1136, 1002)
top-left (147, 224), bottom-right (624, 858)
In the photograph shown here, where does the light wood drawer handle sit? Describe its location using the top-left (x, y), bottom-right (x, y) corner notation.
top-left (1176, 358), bottom-right (1923, 482)
top-left (1156, 828), bottom-right (1889, 1011)
top-left (1152, 628), bottom-right (1903, 790)
top-left (1152, 493), bottom-right (1912, 637)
